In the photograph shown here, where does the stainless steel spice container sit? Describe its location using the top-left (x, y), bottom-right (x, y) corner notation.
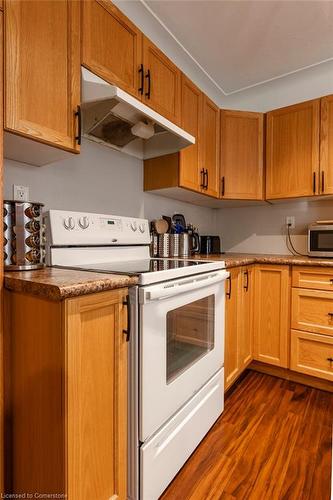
top-left (3, 200), bottom-right (46, 271)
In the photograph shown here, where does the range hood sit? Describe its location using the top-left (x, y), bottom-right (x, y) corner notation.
top-left (81, 68), bottom-right (195, 159)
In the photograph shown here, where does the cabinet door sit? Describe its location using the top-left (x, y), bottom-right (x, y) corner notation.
top-left (82, 0), bottom-right (142, 99)
top-left (224, 268), bottom-right (241, 390)
top-left (320, 95), bottom-right (333, 195)
top-left (179, 75), bottom-right (202, 192)
top-left (142, 36), bottom-right (181, 124)
top-left (239, 266), bottom-right (253, 369)
top-left (253, 265), bottom-right (290, 367)
top-left (266, 100), bottom-right (320, 199)
top-left (220, 110), bottom-right (264, 200)
top-left (5, 0), bottom-right (81, 152)
top-left (201, 95), bottom-right (220, 198)
top-left (66, 289), bottom-right (128, 500)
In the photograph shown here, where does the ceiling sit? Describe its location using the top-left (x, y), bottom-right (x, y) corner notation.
top-left (142, 0), bottom-right (333, 95)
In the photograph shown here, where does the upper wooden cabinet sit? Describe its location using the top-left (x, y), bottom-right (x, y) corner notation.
top-left (220, 110), bottom-right (264, 200)
top-left (5, 0), bottom-right (81, 152)
top-left (253, 265), bottom-right (290, 368)
top-left (179, 75), bottom-right (203, 192)
top-left (320, 95), bottom-right (333, 195)
top-left (266, 99), bottom-right (320, 199)
top-left (5, 288), bottom-right (128, 499)
top-left (142, 36), bottom-right (181, 124)
top-left (201, 96), bottom-right (220, 198)
top-left (82, 0), bottom-right (142, 99)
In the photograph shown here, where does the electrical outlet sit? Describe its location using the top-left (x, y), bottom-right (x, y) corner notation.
top-left (13, 185), bottom-right (29, 202)
top-left (286, 216), bottom-right (295, 229)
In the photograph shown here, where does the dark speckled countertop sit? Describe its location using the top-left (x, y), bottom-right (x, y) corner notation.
top-left (4, 267), bottom-right (139, 301)
top-left (4, 253), bottom-right (333, 300)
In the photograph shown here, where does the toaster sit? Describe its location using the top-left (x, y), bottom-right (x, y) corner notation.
top-left (200, 235), bottom-right (221, 254)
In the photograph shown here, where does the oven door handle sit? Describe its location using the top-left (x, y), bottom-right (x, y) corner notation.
top-left (141, 270), bottom-right (229, 302)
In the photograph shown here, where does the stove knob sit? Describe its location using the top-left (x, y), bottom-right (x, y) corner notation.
top-left (131, 221), bottom-right (137, 232)
top-left (139, 223), bottom-right (145, 233)
top-left (64, 216), bottom-right (75, 230)
top-left (78, 216), bottom-right (89, 229)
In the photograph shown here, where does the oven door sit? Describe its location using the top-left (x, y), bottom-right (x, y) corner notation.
top-left (139, 269), bottom-right (228, 442)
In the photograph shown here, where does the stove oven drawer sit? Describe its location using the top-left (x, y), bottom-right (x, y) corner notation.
top-left (140, 369), bottom-right (224, 500)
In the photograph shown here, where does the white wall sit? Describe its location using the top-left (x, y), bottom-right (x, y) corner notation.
top-left (3, 139), bottom-right (218, 236)
top-left (216, 199), bottom-right (333, 255)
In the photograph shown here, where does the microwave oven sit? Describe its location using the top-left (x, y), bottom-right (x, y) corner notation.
top-left (308, 223), bottom-right (333, 257)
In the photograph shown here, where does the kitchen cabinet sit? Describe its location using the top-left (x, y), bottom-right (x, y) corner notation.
top-left (292, 266), bottom-right (333, 291)
top-left (291, 288), bottom-right (333, 336)
top-left (320, 95), bottom-right (333, 195)
top-left (224, 266), bottom-right (253, 391)
top-left (144, 77), bottom-right (220, 202)
top-left (201, 96), bottom-right (220, 198)
top-left (253, 265), bottom-right (290, 367)
top-left (0, 10), bottom-right (3, 496)
top-left (266, 99), bottom-right (320, 199)
top-left (82, 0), bottom-right (142, 99)
top-left (179, 75), bottom-right (203, 192)
top-left (4, 288), bottom-right (128, 499)
top-left (5, 0), bottom-right (81, 153)
top-left (142, 36), bottom-right (181, 124)
top-left (290, 330), bottom-right (333, 382)
top-left (0, 1), bottom-right (3, 10)
top-left (220, 110), bottom-right (264, 200)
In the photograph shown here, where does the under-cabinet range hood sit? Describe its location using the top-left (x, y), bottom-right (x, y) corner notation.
top-left (81, 68), bottom-right (195, 159)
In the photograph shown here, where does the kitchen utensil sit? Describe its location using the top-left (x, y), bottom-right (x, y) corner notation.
top-left (154, 219), bottom-right (169, 235)
top-left (172, 213), bottom-right (186, 231)
top-left (162, 215), bottom-right (172, 233)
top-left (3, 200), bottom-right (45, 270)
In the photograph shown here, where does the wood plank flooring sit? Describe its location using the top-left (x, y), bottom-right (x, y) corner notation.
top-left (160, 371), bottom-right (333, 500)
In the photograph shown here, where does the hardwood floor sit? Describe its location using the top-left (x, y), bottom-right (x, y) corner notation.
top-left (160, 371), bottom-right (333, 500)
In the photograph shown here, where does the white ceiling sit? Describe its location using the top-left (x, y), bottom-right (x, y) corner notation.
top-left (142, 0), bottom-right (333, 95)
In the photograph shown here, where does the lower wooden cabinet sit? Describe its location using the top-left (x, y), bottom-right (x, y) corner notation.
top-left (291, 287), bottom-right (333, 336)
top-left (253, 265), bottom-right (290, 368)
top-left (4, 288), bottom-right (128, 500)
top-left (224, 266), bottom-right (253, 390)
top-left (290, 329), bottom-right (333, 381)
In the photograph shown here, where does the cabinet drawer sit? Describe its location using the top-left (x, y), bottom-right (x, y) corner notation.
top-left (291, 287), bottom-right (333, 336)
top-left (290, 329), bottom-right (333, 381)
top-left (292, 266), bottom-right (333, 291)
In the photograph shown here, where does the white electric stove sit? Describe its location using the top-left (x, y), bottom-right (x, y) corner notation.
top-left (45, 210), bottom-right (228, 500)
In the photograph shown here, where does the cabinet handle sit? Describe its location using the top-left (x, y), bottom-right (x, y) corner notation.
top-left (75, 105), bottom-right (81, 145)
top-left (226, 275), bottom-right (231, 299)
top-left (322, 171), bottom-right (325, 193)
top-left (204, 169), bottom-right (208, 190)
top-left (327, 357), bottom-right (333, 363)
top-left (138, 64), bottom-right (144, 95)
top-left (330, 279), bottom-right (333, 284)
top-left (145, 69), bottom-right (151, 99)
top-left (122, 295), bottom-right (131, 342)
top-left (221, 176), bottom-right (225, 196)
top-left (200, 168), bottom-right (205, 189)
top-left (328, 312), bottom-right (333, 318)
top-left (244, 270), bottom-right (249, 291)
top-left (313, 172), bottom-right (316, 194)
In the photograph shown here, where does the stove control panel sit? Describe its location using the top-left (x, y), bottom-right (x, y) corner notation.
top-left (45, 210), bottom-right (150, 246)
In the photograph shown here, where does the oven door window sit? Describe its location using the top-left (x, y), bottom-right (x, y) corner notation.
top-left (166, 295), bottom-right (215, 384)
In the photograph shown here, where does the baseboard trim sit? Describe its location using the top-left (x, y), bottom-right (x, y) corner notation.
top-left (249, 361), bottom-right (333, 393)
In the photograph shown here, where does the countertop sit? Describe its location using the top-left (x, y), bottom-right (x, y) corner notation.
top-left (194, 252), bottom-right (333, 269)
top-left (4, 267), bottom-right (139, 301)
top-left (4, 253), bottom-right (333, 300)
